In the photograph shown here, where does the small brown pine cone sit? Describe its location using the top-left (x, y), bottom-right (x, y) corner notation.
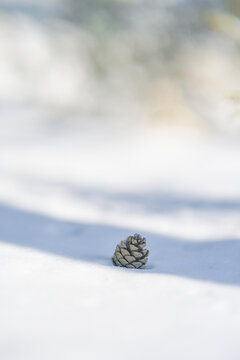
top-left (112, 233), bottom-right (149, 269)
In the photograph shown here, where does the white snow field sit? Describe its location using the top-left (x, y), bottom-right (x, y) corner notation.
top-left (0, 2), bottom-right (240, 358)
top-left (0, 113), bottom-right (240, 360)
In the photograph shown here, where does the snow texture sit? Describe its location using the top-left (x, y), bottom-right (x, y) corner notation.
top-left (0, 7), bottom-right (240, 357)
top-left (0, 111), bottom-right (240, 360)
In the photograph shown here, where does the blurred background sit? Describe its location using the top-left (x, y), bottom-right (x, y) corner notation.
top-left (1, 0), bottom-right (240, 134)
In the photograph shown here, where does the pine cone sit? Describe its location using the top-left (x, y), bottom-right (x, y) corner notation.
top-left (112, 233), bottom-right (149, 269)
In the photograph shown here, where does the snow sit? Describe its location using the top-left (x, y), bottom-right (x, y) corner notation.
top-left (0, 112), bottom-right (240, 360)
top-left (0, 5), bottom-right (240, 359)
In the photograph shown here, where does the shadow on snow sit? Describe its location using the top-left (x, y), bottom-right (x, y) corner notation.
top-left (0, 203), bottom-right (239, 286)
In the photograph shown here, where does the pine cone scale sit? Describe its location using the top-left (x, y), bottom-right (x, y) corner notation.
top-left (131, 261), bottom-right (143, 269)
top-left (129, 244), bottom-right (138, 251)
top-left (120, 241), bottom-right (127, 248)
top-left (125, 255), bottom-right (136, 263)
top-left (121, 248), bottom-right (130, 257)
top-left (131, 251), bottom-right (143, 259)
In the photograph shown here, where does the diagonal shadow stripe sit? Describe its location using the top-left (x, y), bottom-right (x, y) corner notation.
top-left (0, 203), bottom-right (239, 286)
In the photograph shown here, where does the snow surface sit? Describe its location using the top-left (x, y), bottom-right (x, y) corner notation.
top-left (0, 1), bottom-right (240, 358)
top-left (0, 111), bottom-right (240, 360)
